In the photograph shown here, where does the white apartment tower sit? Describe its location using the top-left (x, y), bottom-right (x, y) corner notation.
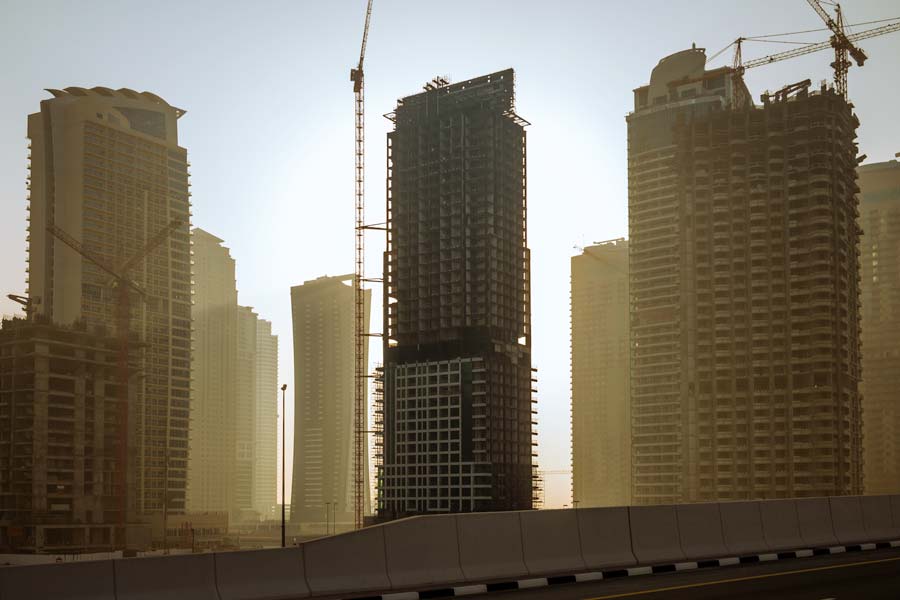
top-left (26, 87), bottom-right (192, 520)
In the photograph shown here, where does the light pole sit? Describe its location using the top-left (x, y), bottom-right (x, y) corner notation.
top-left (280, 383), bottom-right (287, 548)
top-left (325, 502), bottom-right (331, 535)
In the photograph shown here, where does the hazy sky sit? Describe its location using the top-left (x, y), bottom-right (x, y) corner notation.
top-left (1, 0), bottom-right (898, 509)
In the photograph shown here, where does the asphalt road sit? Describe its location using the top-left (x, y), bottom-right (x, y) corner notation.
top-left (462, 548), bottom-right (900, 600)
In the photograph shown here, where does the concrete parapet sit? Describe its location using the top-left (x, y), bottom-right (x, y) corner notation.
top-left (303, 525), bottom-right (391, 595)
top-left (456, 511), bottom-right (528, 582)
top-left (215, 547), bottom-right (309, 600)
top-left (114, 553), bottom-right (218, 600)
top-left (719, 501), bottom-right (766, 556)
top-left (675, 502), bottom-right (727, 559)
top-left (383, 515), bottom-right (464, 589)
top-left (860, 495), bottom-right (898, 541)
top-left (891, 495), bottom-right (900, 531)
top-left (759, 499), bottom-right (804, 551)
top-left (520, 508), bottom-right (586, 575)
top-left (795, 497), bottom-right (838, 548)
top-left (629, 505), bottom-right (684, 565)
top-left (830, 496), bottom-right (868, 545)
top-left (0, 560), bottom-right (116, 600)
top-left (576, 506), bottom-right (636, 570)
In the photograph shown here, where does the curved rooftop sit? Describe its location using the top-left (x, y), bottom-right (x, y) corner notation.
top-left (44, 87), bottom-right (186, 118)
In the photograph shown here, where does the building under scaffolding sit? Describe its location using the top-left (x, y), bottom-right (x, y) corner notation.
top-left (628, 48), bottom-right (863, 504)
top-left (380, 70), bottom-right (536, 519)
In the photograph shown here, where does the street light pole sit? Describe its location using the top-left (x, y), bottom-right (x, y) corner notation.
top-left (280, 383), bottom-right (287, 548)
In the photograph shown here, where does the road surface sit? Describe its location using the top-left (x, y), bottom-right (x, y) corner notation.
top-left (461, 547), bottom-right (900, 599)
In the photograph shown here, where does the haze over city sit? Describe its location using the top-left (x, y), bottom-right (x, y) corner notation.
top-left (1, 0), bottom-right (900, 597)
top-left (2, 0), bottom-right (897, 511)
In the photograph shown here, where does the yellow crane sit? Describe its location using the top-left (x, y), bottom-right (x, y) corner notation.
top-left (351, 0), bottom-right (374, 531)
top-left (727, 14), bottom-right (900, 98)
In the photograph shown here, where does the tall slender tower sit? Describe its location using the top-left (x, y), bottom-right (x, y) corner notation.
top-left (628, 49), bottom-right (862, 504)
top-left (859, 158), bottom-right (900, 494)
top-left (380, 70), bottom-right (534, 520)
top-left (571, 240), bottom-right (630, 507)
top-left (188, 229), bottom-right (238, 516)
top-left (26, 88), bottom-right (192, 520)
top-left (290, 276), bottom-right (370, 534)
top-left (253, 319), bottom-right (278, 519)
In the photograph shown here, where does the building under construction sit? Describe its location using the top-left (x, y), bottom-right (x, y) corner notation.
top-left (379, 70), bottom-right (535, 519)
top-left (0, 317), bottom-right (141, 552)
top-left (628, 48), bottom-right (862, 504)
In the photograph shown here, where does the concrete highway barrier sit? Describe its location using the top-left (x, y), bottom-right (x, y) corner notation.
top-left (520, 508), bottom-right (586, 575)
top-left (795, 497), bottom-right (838, 548)
top-left (457, 511), bottom-right (528, 582)
top-left (576, 506), bottom-right (636, 570)
top-left (0, 559), bottom-right (116, 600)
top-left (5, 493), bottom-right (900, 600)
top-left (860, 495), bottom-right (898, 541)
top-left (892, 495), bottom-right (900, 531)
top-left (676, 502), bottom-right (728, 560)
top-left (114, 553), bottom-right (219, 600)
top-left (720, 501), bottom-right (766, 556)
top-left (629, 505), bottom-right (685, 565)
top-left (383, 514), bottom-right (464, 589)
top-left (303, 525), bottom-right (391, 596)
top-left (214, 547), bottom-right (309, 600)
top-left (759, 499), bottom-right (805, 551)
top-left (830, 496), bottom-right (868, 545)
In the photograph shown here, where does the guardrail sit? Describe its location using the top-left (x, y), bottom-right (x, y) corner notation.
top-left (1, 494), bottom-right (899, 599)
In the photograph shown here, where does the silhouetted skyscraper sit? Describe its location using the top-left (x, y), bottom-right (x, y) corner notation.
top-left (26, 88), bottom-right (192, 521)
top-left (571, 240), bottom-right (630, 507)
top-left (628, 49), bottom-right (862, 504)
top-left (380, 70), bottom-right (535, 519)
top-left (859, 158), bottom-right (900, 494)
top-left (290, 275), bottom-right (370, 534)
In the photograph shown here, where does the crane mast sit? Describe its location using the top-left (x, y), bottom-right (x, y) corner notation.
top-left (351, 0), bottom-right (373, 531)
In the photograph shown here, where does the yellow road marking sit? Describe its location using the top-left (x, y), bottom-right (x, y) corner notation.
top-left (584, 555), bottom-right (900, 599)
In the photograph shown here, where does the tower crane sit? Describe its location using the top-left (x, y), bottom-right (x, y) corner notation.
top-left (351, 0), bottom-right (374, 531)
top-left (46, 217), bottom-right (184, 527)
top-left (806, 0), bottom-right (868, 98)
top-left (729, 17), bottom-right (900, 98)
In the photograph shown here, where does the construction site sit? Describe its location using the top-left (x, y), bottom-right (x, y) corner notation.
top-left (0, 316), bottom-right (143, 552)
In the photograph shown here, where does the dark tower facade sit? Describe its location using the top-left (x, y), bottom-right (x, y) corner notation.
top-left (379, 70), bottom-right (535, 519)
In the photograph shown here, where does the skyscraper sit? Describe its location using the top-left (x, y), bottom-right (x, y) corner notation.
top-left (380, 70), bottom-right (535, 519)
top-left (253, 319), bottom-right (278, 519)
top-left (188, 229), bottom-right (237, 516)
top-left (859, 158), bottom-right (900, 494)
top-left (234, 307), bottom-right (279, 523)
top-left (628, 49), bottom-right (862, 504)
top-left (290, 275), bottom-right (370, 534)
top-left (571, 240), bottom-right (630, 507)
top-left (26, 88), bottom-right (192, 520)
